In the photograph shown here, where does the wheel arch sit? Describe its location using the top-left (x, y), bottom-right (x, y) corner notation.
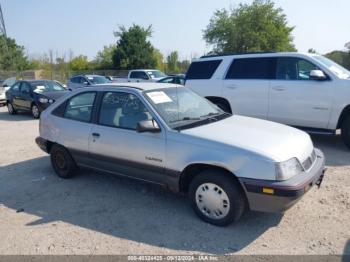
top-left (45, 140), bottom-right (55, 153)
top-left (205, 96), bottom-right (232, 113)
top-left (179, 163), bottom-right (244, 194)
top-left (337, 105), bottom-right (350, 129)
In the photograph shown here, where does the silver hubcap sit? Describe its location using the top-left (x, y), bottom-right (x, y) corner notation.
top-left (32, 106), bottom-right (39, 117)
top-left (8, 104), bottom-right (13, 113)
top-left (195, 183), bottom-right (230, 220)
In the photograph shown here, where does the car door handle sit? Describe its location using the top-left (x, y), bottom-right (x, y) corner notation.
top-left (92, 133), bottom-right (100, 138)
top-left (272, 86), bottom-right (285, 91)
top-left (226, 85), bottom-right (238, 90)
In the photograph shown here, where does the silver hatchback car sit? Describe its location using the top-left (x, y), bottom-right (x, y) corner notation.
top-left (36, 83), bottom-right (325, 226)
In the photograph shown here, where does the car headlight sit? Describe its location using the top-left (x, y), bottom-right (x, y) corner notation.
top-left (276, 158), bottom-right (303, 181)
top-left (39, 97), bottom-right (49, 103)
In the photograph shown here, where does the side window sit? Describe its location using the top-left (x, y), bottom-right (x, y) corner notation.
top-left (130, 71), bottom-right (149, 80)
top-left (186, 60), bottom-right (222, 80)
top-left (64, 92), bottom-right (96, 122)
top-left (70, 77), bottom-right (78, 83)
top-left (160, 77), bottom-right (174, 83)
top-left (129, 72), bottom-right (137, 79)
top-left (297, 59), bottom-right (319, 80)
top-left (99, 92), bottom-right (152, 130)
top-left (79, 77), bottom-right (88, 84)
top-left (140, 72), bottom-right (149, 79)
top-left (11, 82), bottom-right (20, 92)
top-left (276, 57), bottom-right (319, 80)
top-left (226, 58), bottom-right (275, 80)
top-left (20, 82), bottom-right (31, 94)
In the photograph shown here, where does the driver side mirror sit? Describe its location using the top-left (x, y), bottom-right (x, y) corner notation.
top-left (83, 81), bottom-right (89, 86)
top-left (310, 70), bottom-right (327, 81)
top-left (137, 119), bottom-right (161, 133)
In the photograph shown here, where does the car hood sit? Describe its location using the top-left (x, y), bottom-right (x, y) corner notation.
top-left (181, 115), bottom-right (314, 162)
top-left (38, 91), bottom-right (70, 100)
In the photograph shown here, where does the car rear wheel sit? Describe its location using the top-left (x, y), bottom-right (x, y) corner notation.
top-left (7, 102), bottom-right (17, 115)
top-left (31, 104), bottom-right (40, 119)
top-left (50, 144), bottom-right (77, 179)
top-left (188, 170), bottom-right (246, 226)
top-left (341, 115), bottom-right (350, 149)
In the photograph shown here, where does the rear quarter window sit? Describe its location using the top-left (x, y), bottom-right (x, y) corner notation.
top-left (186, 60), bottom-right (222, 80)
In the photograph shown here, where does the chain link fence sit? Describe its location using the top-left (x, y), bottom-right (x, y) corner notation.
top-left (0, 69), bottom-right (130, 84)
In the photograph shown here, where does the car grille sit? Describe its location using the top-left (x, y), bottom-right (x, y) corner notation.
top-left (302, 150), bottom-right (317, 171)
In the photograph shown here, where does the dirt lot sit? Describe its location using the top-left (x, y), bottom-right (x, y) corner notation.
top-left (0, 106), bottom-right (349, 255)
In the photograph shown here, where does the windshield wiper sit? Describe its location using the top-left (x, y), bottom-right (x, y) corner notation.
top-left (170, 117), bottom-right (200, 123)
top-left (200, 112), bottom-right (222, 118)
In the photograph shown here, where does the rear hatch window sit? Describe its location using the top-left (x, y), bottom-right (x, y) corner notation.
top-left (186, 60), bottom-right (222, 80)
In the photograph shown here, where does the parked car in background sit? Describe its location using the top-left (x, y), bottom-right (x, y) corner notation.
top-left (185, 52), bottom-right (350, 148)
top-left (67, 74), bottom-right (112, 90)
top-left (157, 74), bottom-right (185, 85)
top-left (0, 77), bottom-right (17, 107)
top-left (114, 70), bottom-right (167, 83)
top-left (35, 83), bottom-right (325, 226)
top-left (6, 80), bottom-right (69, 118)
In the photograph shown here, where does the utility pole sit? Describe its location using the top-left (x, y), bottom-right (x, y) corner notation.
top-left (0, 3), bottom-right (7, 37)
top-left (0, 2), bottom-right (12, 70)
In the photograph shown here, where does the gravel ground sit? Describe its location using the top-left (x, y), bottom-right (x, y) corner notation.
top-left (0, 106), bottom-right (349, 255)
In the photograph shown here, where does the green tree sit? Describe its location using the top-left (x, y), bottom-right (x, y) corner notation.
top-left (167, 51), bottom-right (180, 73)
top-left (308, 48), bottom-right (317, 54)
top-left (69, 55), bottom-right (90, 71)
top-left (95, 44), bottom-right (117, 69)
top-left (178, 59), bottom-right (190, 73)
top-left (0, 36), bottom-right (30, 71)
top-left (203, 0), bottom-right (296, 54)
top-left (112, 24), bottom-right (157, 69)
top-left (153, 48), bottom-right (165, 71)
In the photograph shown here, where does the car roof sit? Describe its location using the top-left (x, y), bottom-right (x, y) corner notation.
top-left (91, 82), bottom-right (180, 91)
top-left (23, 80), bottom-right (53, 84)
top-left (197, 51), bottom-right (314, 61)
top-left (71, 74), bottom-right (104, 78)
top-left (130, 69), bottom-right (160, 71)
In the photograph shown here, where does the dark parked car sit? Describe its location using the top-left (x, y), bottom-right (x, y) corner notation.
top-left (157, 75), bottom-right (185, 85)
top-left (6, 80), bottom-right (69, 119)
top-left (67, 74), bottom-right (112, 90)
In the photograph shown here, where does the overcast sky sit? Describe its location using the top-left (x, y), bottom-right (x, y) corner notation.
top-left (2, 0), bottom-right (350, 60)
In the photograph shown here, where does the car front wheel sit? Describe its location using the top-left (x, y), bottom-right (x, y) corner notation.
top-left (188, 170), bottom-right (246, 226)
top-left (341, 115), bottom-right (350, 149)
top-left (50, 144), bottom-right (77, 178)
top-left (31, 104), bottom-right (40, 119)
top-left (7, 102), bottom-right (17, 115)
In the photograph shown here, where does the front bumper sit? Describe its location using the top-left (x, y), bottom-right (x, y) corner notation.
top-left (239, 148), bottom-right (326, 213)
top-left (0, 94), bottom-right (6, 106)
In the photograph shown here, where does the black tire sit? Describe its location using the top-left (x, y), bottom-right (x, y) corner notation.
top-left (188, 169), bottom-right (246, 226)
top-left (7, 102), bottom-right (17, 115)
top-left (50, 144), bottom-right (77, 179)
top-left (31, 104), bottom-right (40, 119)
top-left (341, 115), bottom-right (350, 149)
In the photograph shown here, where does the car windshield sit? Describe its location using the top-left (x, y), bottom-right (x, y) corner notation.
top-left (147, 70), bottom-right (167, 79)
top-left (144, 87), bottom-right (229, 130)
top-left (2, 77), bottom-right (16, 87)
top-left (313, 56), bottom-right (350, 79)
top-left (87, 76), bottom-right (112, 84)
top-left (33, 81), bottom-right (66, 93)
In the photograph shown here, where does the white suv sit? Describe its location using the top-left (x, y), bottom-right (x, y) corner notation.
top-left (185, 52), bottom-right (350, 147)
